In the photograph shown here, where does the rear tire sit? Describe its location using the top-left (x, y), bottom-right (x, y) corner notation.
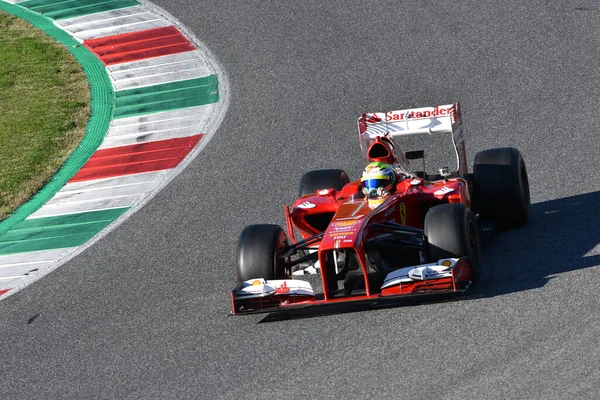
top-left (424, 203), bottom-right (481, 282)
top-left (299, 169), bottom-right (350, 197)
top-left (236, 224), bottom-right (289, 282)
top-left (473, 147), bottom-right (530, 227)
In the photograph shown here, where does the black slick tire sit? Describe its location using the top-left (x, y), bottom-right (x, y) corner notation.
top-left (236, 224), bottom-right (289, 282)
top-left (473, 147), bottom-right (530, 227)
top-left (424, 203), bottom-right (482, 282)
top-left (299, 169), bottom-right (350, 197)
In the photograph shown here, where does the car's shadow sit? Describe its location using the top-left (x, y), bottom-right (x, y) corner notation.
top-left (258, 191), bottom-right (600, 323)
top-left (471, 190), bottom-right (600, 297)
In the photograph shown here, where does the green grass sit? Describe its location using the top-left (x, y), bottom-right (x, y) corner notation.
top-left (0, 10), bottom-right (89, 219)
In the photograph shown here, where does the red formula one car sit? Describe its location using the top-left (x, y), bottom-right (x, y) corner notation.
top-left (231, 103), bottom-right (530, 315)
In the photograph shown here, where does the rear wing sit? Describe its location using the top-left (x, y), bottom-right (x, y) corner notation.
top-left (357, 103), bottom-right (468, 176)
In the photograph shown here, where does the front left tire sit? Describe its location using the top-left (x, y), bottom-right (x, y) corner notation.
top-left (236, 224), bottom-right (290, 282)
top-left (299, 169), bottom-right (350, 197)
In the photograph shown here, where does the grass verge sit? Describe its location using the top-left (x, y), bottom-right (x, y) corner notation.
top-left (0, 10), bottom-right (89, 220)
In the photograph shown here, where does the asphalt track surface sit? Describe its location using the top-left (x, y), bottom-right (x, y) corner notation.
top-left (2, 1), bottom-right (600, 399)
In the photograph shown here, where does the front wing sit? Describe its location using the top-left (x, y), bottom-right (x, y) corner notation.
top-left (231, 258), bottom-right (472, 315)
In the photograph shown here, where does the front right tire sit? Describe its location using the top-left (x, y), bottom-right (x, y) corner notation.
top-left (424, 203), bottom-right (482, 282)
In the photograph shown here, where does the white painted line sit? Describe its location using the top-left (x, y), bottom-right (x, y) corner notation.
top-left (46, 191), bottom-right (142, 207)
top-left (108, 51), bottom-right (215, 89)
top-left (25, 173), bottom-right (165, 220)
top-left (107, 51), bottom-right (204, 73)
top-left (54, 6), bottom-right (171, 41)
top-left (0, 261), bottom-right (53, 278)
top-left (60, 13), bottom-right (162, 34)
top-left (0, 249), bottom-right (73, 275)
top-left (52, 6), bottom-right (170, 43)
top-left (111, 59), bottom-right (204, 79)
top-left (57, 9), bottom-right (158, 31)
top-left (112, 68), bottom-right (209, 91)
top-left (109, 105), bottom-right (211, 127)
top-left (99, 130), bottom-right (204, 149)
top-left (58, 171), bottom-right (164, 192)
top-left (69, 19), bottom-right (171, 41)
top-left (0, 277), bottom-right (25, 287)
top-left (51, 181), bottom-right (162, 204)
top-left (105, 123), bottom-right (198, 140)
top-left (105, 119), bottom-right (198, 137)
top-left (54, 6), bottom-right (150, 27)
top-left (0, 248), bottom-right (73, 263)
top-left (28, 196), bottom-right (144, 219)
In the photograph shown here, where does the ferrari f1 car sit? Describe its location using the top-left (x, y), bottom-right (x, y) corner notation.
top-left (231, 103), bottom-right (530, 314)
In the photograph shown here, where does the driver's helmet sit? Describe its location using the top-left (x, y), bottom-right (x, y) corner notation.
top-left (361, 162), bottom-right (396, 196)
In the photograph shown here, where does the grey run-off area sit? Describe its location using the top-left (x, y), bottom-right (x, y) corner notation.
top-left (2, 1), bottom-right (600, 399)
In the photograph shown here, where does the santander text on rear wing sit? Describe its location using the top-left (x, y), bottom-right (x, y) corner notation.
top-left (357, 103), bottom-right (468, 176)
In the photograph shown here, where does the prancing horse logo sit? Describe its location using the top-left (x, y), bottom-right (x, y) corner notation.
top-left (399, 203), bottom-right (407, 224)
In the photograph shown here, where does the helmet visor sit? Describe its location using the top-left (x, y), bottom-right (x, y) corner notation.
top-left (363, 178), bottom-right (391, 191)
